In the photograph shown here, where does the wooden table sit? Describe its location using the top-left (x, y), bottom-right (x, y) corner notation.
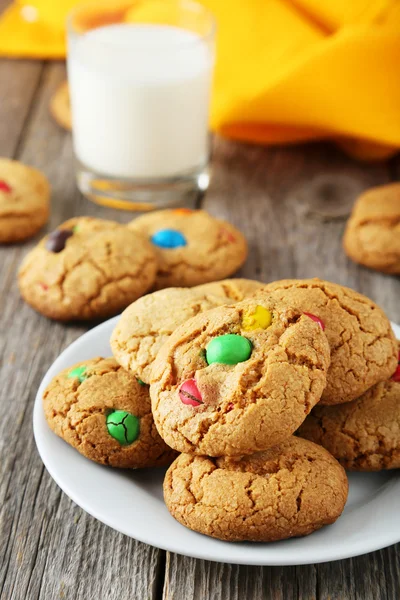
top-left (0, 56), bottom-right (399, 600)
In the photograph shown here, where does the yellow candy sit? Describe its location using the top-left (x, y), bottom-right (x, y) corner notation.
top-left (242, 305), bottom-right (272, 331)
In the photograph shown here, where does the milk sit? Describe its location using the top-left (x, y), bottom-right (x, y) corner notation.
top-left (67, 24), bottom-right (213, 179)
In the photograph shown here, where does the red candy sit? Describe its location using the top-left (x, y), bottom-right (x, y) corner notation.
top-left (392, 353), bottom-right (400, 382)
top-left (304, 312), bottom-right (325, 331)
top-left (179, 379), bottom-right (203, 406)
top-left (226, 402), bottom-right (234, 412)
top-left (392, 366), bottom-right (400, 382)
top-left (0, 180), bottom-right (12, 193)
top-left (39, 282), bottom-right (49, 291)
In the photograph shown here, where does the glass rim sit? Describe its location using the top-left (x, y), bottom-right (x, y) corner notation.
top-left (67, 0), bottom-right (216, 47)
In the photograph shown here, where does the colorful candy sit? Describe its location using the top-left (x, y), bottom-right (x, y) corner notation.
top-left (304, 313), bottom-right (326, 331)
top-left (179, 379), bottom-right (203, 406)
top-left (151, 229), bottom-right (187, 249)
top-left (0, 180), bottom-right (12, 193)
top-left (206, 334), bottom-right (252, 365)
top-left (219, 227), bottom-right (236, 243)
top-left (242, 305), bottom-right (272, 331)
top-left (46, 228), bottom-right (73, 253)
top-left (136, 377), bottom-right (147, 386)
top-left (67, 366), bottom-right (88, 383)
top-left (106, 410), bottom-right (140, 445)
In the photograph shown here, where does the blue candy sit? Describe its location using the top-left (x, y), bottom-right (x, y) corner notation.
top-left (151, 229), bottom-right (187, 249)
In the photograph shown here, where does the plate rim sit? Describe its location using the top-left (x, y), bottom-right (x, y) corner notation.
top-left (33, 318), bottom-right (400, 566)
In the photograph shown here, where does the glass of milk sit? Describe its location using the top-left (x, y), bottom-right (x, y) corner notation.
top-left (67, 0), bottom-right (215, 211)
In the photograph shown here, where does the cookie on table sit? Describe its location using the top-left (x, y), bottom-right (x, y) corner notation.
top-left (164, 437), bottom-right (348, 542)
top-left (0, 158), bottom-right (50, 243)
top-left (261, 278), bottom-right (398, 405)
top-left (343, 183), bottom-right (400, 274)
top-left (298, 349), bottom-right (400, 471)
top-left (50, 81), bottom-right (72, 131)
top-left (18, 216), bottom-right (157, 321)
top-left (128, 208), bottom-right (248, 289)
top-left (150, 294), bottom-right (330, 457)
top-left (43, 357), bottom-right (177, 468)
top-left (111, 278), bottom-right (263, 384)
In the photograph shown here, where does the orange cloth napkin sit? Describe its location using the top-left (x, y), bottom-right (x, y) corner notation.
top-left (0, 0), bottom-right (399, 159)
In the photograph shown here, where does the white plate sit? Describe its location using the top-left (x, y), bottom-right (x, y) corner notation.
top-left (33, 318), bottom-right (400, 566)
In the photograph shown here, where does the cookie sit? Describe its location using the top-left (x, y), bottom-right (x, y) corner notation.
top-left (261, 278), bottom-right (398, 405)
top-left (164, 437), bottom-right (348, 542)
top-left (18, 216), bottom-right (157, 321)
top-left (43, 357), bottom-right (177, 468)
top-left (128, 209), bottom-right (248, 289)
top-left (343, 183), bottom-right (400, 274)
top-left (0, 158), bottom-right (50, 243)
top-left (298, 349), bottom-right (400, 471)
top-left (150, 294), bottom-right (330, 456)
top-left (111, 278), bottom-right (263, 384)
top-left (50, 81), bottom-right (72, 131)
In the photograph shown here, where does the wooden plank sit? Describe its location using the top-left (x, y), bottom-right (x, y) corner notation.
top-left (0, 60), bottom-right (163, 600)
top-left (0, 59), bottom-right (44, 157)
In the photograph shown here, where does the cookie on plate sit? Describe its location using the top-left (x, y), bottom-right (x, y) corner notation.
top-left (111, 278), bottom-right (263, 384)
top-left (261, 278), bottom-right (398, 405)
top-left (343, 183), bottom-right (400, 274)
top-left (43, 357), bottom-right (177, 468)
top-left (151, 294), bottom-right (330, 457)
top-left (18, 216), bottom-right (157, 321)
top-left (50, 81), bottom-right (72, 131)
top-left (128, 209), bottom-right (248, 289)
top-left (0, 158), bottom-right (50, 243)
top-left (164, 437), bottom-right (348, 542)
top-left (298, 351), bottom-right (400, 471)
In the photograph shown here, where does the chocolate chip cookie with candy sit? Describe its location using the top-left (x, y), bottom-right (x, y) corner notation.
top-left (18, 216), bottom-right (157, 321)
top-left (128, 208), bottom-right (248, 289)
top-left (150, 293), bottom-right (331, 457)
top-left (43, 357), bottom-right (177, 468)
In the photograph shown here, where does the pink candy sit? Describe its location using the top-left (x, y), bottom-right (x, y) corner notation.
top-left (0, 180), bottom-right (12, 193)
top-left (179, 379), bottom-right (203, 406)
top-left (304, 312), bottom-right (325, 331)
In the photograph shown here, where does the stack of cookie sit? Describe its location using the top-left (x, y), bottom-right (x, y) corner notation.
top-left (43, 277), bottom-right (399, 544)
top-left (18, 210), bottom-right (248, 320)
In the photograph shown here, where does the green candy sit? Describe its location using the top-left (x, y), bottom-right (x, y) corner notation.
top-left (206, 334), bottom-right (252, 365)
top-left (67, 366), bottom-right (88, 383)
top-left (136, 378), bottom-right (147, 386)
top-left (106, 411), bottom-right (140, 445)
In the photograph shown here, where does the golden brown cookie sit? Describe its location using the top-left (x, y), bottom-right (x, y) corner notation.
top-left (43, 357), bottom-right (177, 468)
top-left (0, 158), bottom-right (50, 243)
top-left (111, 278), bottom-right (263, 384)
top-left (261, 278), bottom-right (397, 405)
top-left (50, 81), bottom-right (72, 131)
top-left (128, 208), bottom-right (248, 289)
top-left (18, 216), bottom-right (157, 321)
top-left (298, 354), bottom-right (400, 471)
top-left (343, 183), bottom-right (400, 274)
top-left (151, 294), bottom-right (330, 457)
top-left (164, 437), bottom-right (348, 542)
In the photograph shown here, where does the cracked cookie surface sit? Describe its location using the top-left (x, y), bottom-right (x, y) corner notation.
top-left (0, 158), bottom-right (50, 243)
top-left (261, 278), bottom-right (397, 405)
top-left (298, 363), bottom-right (400, 471)
top-left (43, 357), bottom-right (177, 468)
top-left (128, 209), bottom-right (248, 289)
top-left (164, 437), bottom-right (348, 542)
top-left (343, 183), bottom-right (400, 274)
top-left (111, 278), bottom-right (264, 384)
top-left (18, 216), bottom-right (157, 321)
top-left (150, 294), bottom-right (330, 456)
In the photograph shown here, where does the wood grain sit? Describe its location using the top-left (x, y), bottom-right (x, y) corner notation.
top-left (0, 58), bottom-right (399, 600)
